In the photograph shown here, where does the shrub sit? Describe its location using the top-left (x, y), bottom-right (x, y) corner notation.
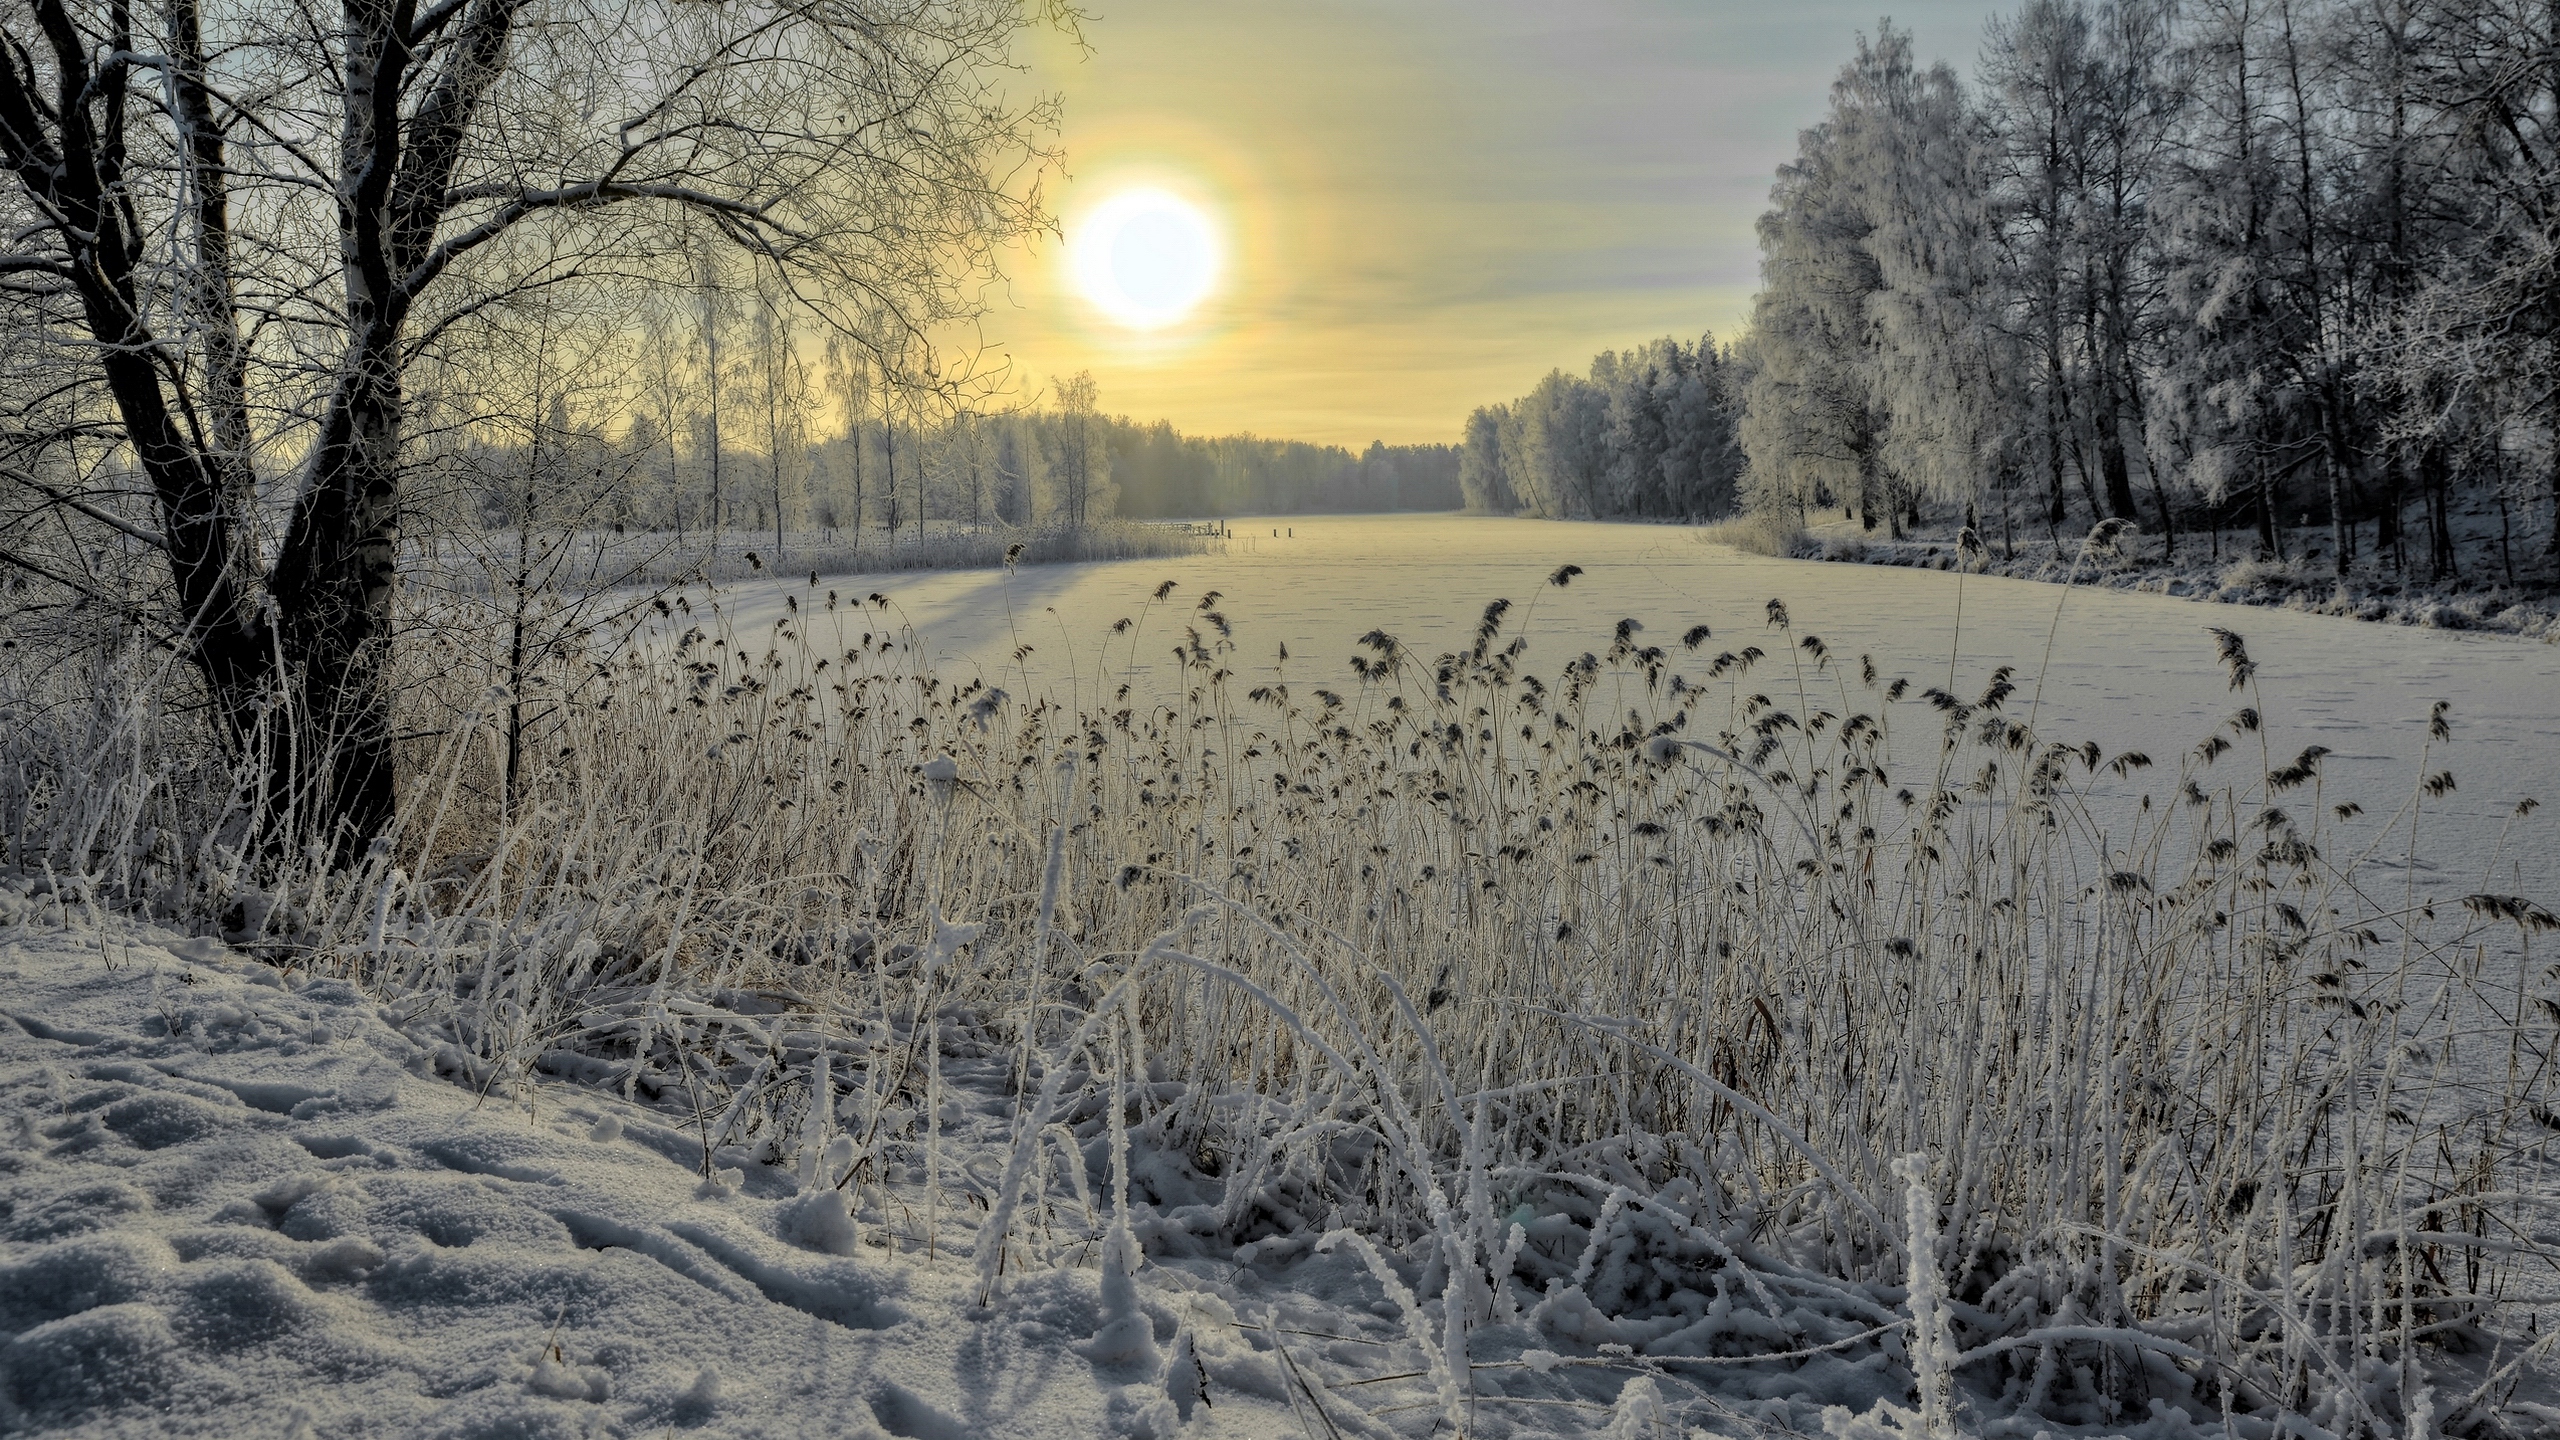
top-left (1697, 509), bottom-right (1808, 558)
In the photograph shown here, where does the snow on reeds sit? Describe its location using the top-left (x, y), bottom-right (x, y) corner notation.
top-left (1696, 509), bottom-right (1807, 558)
top-left (4, 575), bottom-right (2554, 1436)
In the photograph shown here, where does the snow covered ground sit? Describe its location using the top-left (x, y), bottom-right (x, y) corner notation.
top-left (674, 512), bottom-right (2560, 895)
top-left (1791, 509), bottom-right (2558, 641)
top-left (3, 903), bottom-right (2065, 1440)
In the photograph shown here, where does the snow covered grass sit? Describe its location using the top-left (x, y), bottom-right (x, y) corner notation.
top-left (1694, 511), bottom-right (1806, 559)
top-left (5, 575), bottom-right (2557, 1436)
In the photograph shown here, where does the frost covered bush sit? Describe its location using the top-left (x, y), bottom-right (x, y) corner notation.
top-left (1696, 509), bottom-right (1808, 559)
top-left (4, 579), bottom-right (2554, 1436)
top-left (2217, 555), bottom-right (2319, 597)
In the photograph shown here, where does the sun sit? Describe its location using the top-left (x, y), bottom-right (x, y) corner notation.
top-left (1070, 188), bottom-right (1221, 330)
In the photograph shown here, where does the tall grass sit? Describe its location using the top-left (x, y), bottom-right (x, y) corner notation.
top-left (1697, 509), bottom-right (1808, 558)
top-left (4, 575), bottom-right (2553, 1435)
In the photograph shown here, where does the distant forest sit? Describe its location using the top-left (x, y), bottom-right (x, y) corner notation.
top-left (1464, 0), bottom-right (2560, 579)
top-left (1089, 422), bottom-right (1460, 519)
top-left (398, 340), bottom-right (1461, 547)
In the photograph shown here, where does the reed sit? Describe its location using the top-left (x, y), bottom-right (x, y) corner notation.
top-left (4, 571), bottom-right (2552, 1436)
top-left (1696, 509), bottom-right (1807, 559)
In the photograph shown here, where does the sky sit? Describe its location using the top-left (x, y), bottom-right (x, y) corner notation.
top-left (973, 1), bottom-right (2007, 449)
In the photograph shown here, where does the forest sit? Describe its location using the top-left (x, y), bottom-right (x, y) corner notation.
top-left (1464, 0), bottom-right (2560, 588)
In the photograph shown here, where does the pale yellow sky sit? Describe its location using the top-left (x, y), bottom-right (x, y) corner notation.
top-left (969, 1), bottom-right (2004, 448)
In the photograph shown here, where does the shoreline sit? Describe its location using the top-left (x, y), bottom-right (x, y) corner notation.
top-left (1778, 513), bottom-right (2560, 641)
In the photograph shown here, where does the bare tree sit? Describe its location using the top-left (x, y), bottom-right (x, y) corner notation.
top-left (752, 272), bottom-right (807, 559)
top-left (825, 335), bottom-right (870, 557)
top-left (0, 0), bottom-right (1056, 853)
top-left (1054, 369), bottom-right (1099, 527)
top-left (694, 246), bottom-right (739, 555)
top-left (639, 293), bottom-right (690, 540)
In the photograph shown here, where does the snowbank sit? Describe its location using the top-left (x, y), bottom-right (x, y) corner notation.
top-left (1, 918), bottom-right (1234, 1438)
top-left (0, 913), bottom-right (2058, 1439)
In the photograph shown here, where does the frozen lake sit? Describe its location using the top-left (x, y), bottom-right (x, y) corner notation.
top-left (663, 512), bottom-right (2560, 896)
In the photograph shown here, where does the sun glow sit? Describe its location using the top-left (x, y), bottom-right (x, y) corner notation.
top-left (1070, 187), bottom-right (1221, 330)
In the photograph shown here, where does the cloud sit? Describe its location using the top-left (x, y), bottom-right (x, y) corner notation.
top-left (984, 0), bottom-right (2003, 445)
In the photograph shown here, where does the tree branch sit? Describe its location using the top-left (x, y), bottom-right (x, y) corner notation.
top-left (0, 465), bottom-right (171, 551)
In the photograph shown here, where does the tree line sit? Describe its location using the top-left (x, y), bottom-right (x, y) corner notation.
top-left (413, 312), bottom-right (1462, 548)
top-left (1466, 0), bottom-right (2560, 583)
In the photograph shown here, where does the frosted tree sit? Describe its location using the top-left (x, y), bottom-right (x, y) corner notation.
top-left (0, 0), bottom-right (1056, 848)
top-left (2379, 0), bottom-right (2560, 559)
top-left (638, 293), bottom-right (693, 538)
top-left (1431, 0), bottom-right (2553, 587)
top-left (1052, 371), bottom-right (1103, 528)
top-left (1513, 371), bottom-right (1610, 518)
top-left (1654, 337), bottom-right (1746, 518)
top-left (1834, 24), bottom-right (2016, 536)
top-left (2148, 0), bottom-right (2302, 560)
top-left (1458, 405), bottom-right (1521, 512)
top-left (2085, 0), bottom-right (2186, 546)
top-left (1592, 347), bottom-right (1666, 514)
top-left (693, 248), bottom-right (740, 550)
top-left (1983, 1), bottom-right (2108, 532)
top-left (751, 274), bottom-right (810, 557)
top-left (1740, 44), bottom-right (1888, 527)
top-left (992, 421), bottom-right (1030, 526)
top-left (822, 336), bottom-right (874, 552)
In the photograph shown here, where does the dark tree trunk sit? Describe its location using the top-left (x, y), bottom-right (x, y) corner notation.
top-left (2063, 391), bottom-right (2106, 522)
top-left (2093, 391), bottom-right (2138, 522)
top-left (2321, 396), bottom-right (2355, 578)
top-left (2419, 441), bottom-right (2457, 580)
top-left (1, 0), bottom-right (523, 860)
top-left (2256, 462), bottom-right (2280, 560)
top-left (2042, 350), bottom-right (2069, 533)
top-left (2084, 282), bottom-right (2138, 523)
top-left (2144, 455), bottom-right (2177, 560)
top-left (271, 357), bottom-right (406, 858)
top-left (2550, 0), bottom-right (2560, 556)
top-left (2548, 407), bottom-right (2559, 558)
top-left (2377, 448), bottom-right (2405, 573)
top-left (0, 0), bottom-right (275, 745)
